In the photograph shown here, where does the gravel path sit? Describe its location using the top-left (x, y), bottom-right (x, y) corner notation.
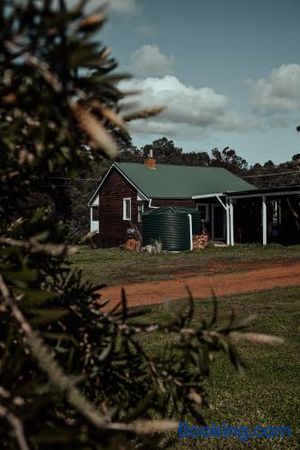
top-left (100, 259), bottom-right (300, 309)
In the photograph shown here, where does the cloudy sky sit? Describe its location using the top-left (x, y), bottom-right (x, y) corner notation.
top-left (97, 0), bottom-right (299, 164)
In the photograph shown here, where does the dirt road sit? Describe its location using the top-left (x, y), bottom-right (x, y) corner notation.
top-left (101, 259), bottom-right (300, 309)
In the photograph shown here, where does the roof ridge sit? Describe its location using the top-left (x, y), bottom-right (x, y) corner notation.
top-left (90, 161), bottom-right (257, 200)
top-left (115, 162), bottom-right (230, 170)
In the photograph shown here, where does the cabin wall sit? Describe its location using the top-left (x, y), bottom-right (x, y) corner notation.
top-left (98, 168), bottom-right (139, 247)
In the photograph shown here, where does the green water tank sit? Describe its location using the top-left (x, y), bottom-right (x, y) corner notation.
top-left (142, 206), bottom-right (202, 251)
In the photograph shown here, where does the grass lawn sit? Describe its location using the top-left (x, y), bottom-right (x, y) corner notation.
top-left (71, 243), bottom-right (300, 286)
top-left (139, 287), bottom-right (300, 449)
top-left (70, 245), bottom-right (300, 448)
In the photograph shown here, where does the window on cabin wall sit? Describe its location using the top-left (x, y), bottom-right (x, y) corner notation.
top-left (196, 203), bottom-right (211, 235)
top-left (269, 199), bottom-right (282, 240)
top-left (197, 204), bottom-right (209, 222)
top-left (271, 199), bottom-right (282, 224)
top-left (123, 198), bottom-right (131, 221)
top-left (92, 206), bottom-right (99, 221)
top-left (138, 202), bottom-right (145, 222)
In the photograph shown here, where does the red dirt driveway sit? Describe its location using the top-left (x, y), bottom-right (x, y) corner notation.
top-left (101, 259), bottom-right (300, 309)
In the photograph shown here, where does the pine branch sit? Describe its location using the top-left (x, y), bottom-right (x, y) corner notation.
top-left (0, 403), bottom-right (30, 450)
top-left (0, 237), bottom-right (77, 257)
top-left (0, 274), bottom-right (177, 435)
top-left (123, 106), bottom-right (165, 122)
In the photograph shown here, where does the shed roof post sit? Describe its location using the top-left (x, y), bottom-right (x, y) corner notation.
top-left (226, 198), bottom-right (230, 246)
top-left (229, 198), bottom-right (234, 246)
top-left (262, 194), bottom-right (267, 246)
top-left (188, 214), bottom-right (193, 250)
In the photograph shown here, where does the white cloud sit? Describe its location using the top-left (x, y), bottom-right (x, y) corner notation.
top-left (121, 75), bottom-right (251, 138)
top-left (248, 64), bottom-right (300, 114)
top-left (108, 0), bottom-right (138, 15)
top-left (68, 0), bottom-right (138, 15)
top-left (267, 116), bottom-right (290, 128)
top-left (130, 45), bottom-right (175, 77)
top-left (136, 23), bottom-right (156, 37)
top-left (129, 120), bottom-right (178, 136)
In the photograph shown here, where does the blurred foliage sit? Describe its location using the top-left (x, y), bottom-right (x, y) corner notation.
top-left (0, 1), bottom-right (281, 449)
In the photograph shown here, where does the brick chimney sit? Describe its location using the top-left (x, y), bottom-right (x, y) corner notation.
top-left (144, 149), bottom-right (157, 169)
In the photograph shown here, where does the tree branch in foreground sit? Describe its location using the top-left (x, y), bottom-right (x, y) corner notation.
top-left (0, 404), bottom-right (30, 450)
top-left (0, 274), bottom-right (177, 435)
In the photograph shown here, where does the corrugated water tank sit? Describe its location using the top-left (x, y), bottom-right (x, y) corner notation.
top-left (142, 206), bottom-right (202, 251)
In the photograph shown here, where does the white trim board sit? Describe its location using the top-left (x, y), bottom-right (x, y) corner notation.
top-left (91, 195), bottom-right (99, 206)
top-left (123, 197), bottom-right (131, 221)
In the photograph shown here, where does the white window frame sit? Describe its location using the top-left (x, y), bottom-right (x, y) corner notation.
top-left (138, 202), bottom-right (145, 223)
top-left (271, 199), bottom-right (282, 225)
top-left (123, 198), bottom-right (131, 221)
top-left (90, 196), bottom-right (99, 233)
top-left (197, 203), bottom-right (209, 222)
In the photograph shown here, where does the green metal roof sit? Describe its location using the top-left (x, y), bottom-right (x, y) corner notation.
top-left (115, 162), bottom-right (256, 198)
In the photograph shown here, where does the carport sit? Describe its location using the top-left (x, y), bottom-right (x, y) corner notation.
top-left (193, 186), bottom-right (300, 246)
top-left (226, 186), bottom-right (300, 246)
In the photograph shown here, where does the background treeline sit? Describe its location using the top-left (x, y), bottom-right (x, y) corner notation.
top-left (59, 136), bottom-right (300, 241)
top-left (118, 136), bottom-right (300, 187)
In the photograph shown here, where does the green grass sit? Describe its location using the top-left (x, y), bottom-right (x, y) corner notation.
top-left (139, 287), bottom-right (300, 449)
top-left (70, 246), bottom-right (300, 448)
top-left (71, 243), bottom-right (300, 286)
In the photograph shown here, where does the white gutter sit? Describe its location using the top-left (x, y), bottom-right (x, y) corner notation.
top-left (148, 198), bottom-right (159, 209)
top-left (192, 192), bottom-right (224, 200)
top-left (187, 214), bottom-right (193, 250)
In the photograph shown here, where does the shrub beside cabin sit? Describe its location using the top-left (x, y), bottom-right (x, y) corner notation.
top-left (88, 157), bottom-right (300, 248)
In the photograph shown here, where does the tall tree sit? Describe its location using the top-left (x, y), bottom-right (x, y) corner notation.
top-left (210, 147), bottom-right (248, 175)
top-left (142, 137), bottom-right (183, 164)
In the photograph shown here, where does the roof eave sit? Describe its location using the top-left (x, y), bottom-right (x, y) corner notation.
top-left (87, 162), bottom-right (149, 206)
